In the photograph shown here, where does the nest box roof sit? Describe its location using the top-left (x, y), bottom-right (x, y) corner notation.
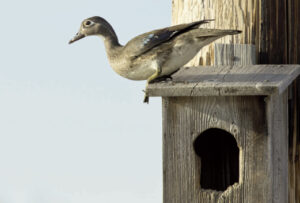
top-left (148, 65), bottom-right (300, 97)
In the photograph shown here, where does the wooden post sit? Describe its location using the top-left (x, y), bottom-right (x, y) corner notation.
top-left (172, 0), bottom-right (288, 65)
top-left (287, 2), bottom-right (300, 202)
top-left (172, 1), bottom-right (300, 202)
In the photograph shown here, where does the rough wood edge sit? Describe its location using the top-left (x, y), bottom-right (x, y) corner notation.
top-left (266, 91), bottom-right (289, 203)
top-left (148, 65), bottom-right (300, 97)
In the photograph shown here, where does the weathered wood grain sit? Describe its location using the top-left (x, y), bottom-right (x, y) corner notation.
top-left (266, 91), bottom-right (289, 203)
top-left (171, 0), bottom-right (289, 65)
top-left (214, 44), bottom-right (256, 66)
top-left (163, 96), bottom-right (270, 202)
top-left (162, 94), bottom-right (289, 203)
top-left (288, 0), bottom-right (300, 64)
top-left (259, 0), bottom-right (288, 64)
top-left (287, 1), bottom-right (300, 202)
top-left (148, 65), bottom-right (300, 97)
top-left (288, 77), bottom-right (300, 203)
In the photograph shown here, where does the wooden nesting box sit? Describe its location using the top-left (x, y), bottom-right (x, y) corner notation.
top-left (148, 65), bottom-right (300, 203)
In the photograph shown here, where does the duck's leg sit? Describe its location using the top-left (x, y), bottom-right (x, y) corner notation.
top-left (143, 66), bottom-right (162, 103)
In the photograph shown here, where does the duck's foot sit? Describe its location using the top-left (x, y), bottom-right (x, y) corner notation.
top-left (149, 75), bottom-right (173, 83)
top-left (143, 95), bottom-right (149, 103)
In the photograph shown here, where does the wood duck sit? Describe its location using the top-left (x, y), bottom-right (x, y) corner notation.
top-left (69, 16), bottom-right (241, 103)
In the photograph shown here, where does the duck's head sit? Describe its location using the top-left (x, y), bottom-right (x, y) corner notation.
top-left (69, 16), bottom-right (117, 44)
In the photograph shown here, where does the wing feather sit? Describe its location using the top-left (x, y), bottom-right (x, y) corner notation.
top-left (124, 20), bottom-right (214, 58)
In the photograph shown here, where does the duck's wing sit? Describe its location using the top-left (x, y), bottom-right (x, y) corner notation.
top-left (124, 19), bottom-right (214, 58)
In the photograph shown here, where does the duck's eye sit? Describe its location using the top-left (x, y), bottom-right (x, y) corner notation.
top-left (84, 20), bottom-right (93, 27)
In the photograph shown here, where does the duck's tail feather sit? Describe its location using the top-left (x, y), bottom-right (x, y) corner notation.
top-left (195, 29), bottom-right (242, 37)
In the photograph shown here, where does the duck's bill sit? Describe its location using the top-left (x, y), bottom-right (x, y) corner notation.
top-left (69, 33), bottom-right (85, 44)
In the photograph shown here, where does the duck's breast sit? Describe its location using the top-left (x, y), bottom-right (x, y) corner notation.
top-left (109, 57), bottom-right (156, 81)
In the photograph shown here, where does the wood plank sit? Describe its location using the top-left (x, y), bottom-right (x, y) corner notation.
top-left (266, 91), bottom-right (289, 203)
top-left (148, 65), bottom-right (300, 97)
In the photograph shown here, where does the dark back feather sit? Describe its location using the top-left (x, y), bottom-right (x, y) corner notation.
top-left (125, 20), bottom-right (214, 58)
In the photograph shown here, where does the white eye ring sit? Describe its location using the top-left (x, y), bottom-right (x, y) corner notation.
top-left (84, 20), bottom-right (94, 27)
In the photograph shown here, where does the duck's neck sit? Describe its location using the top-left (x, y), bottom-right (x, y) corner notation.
top-left (103, 35), bottom-right (121, 50)
top-left (104, 38), bottom-right (122, 64)
top-left (99, 26), bottom-right (123, 59)
top-left (104, 37), bottom-right (123, 63)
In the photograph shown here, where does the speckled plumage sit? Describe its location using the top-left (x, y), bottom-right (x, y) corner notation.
top-left (69, 16), bottom-right (241, 102)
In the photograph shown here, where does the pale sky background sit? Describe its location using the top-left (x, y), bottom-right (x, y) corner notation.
top-left (0, 0), bottom-right (171, 202)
